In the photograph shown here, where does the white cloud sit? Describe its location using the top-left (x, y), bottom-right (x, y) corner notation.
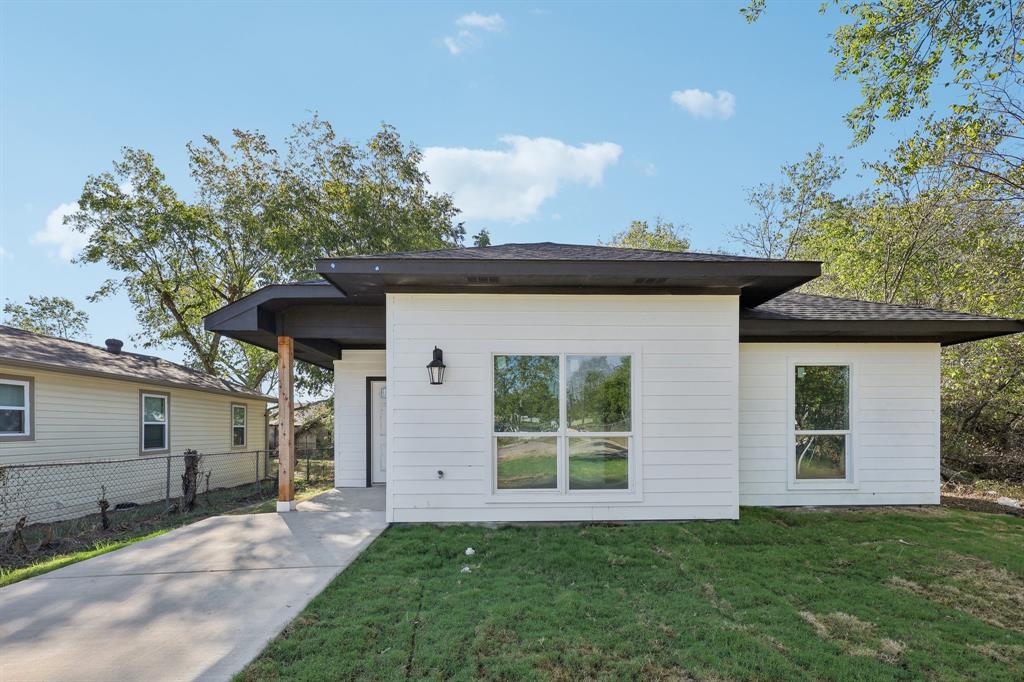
top-left (670, 89), bottom-right (736, 120)
top-left (33, 202), bottom-right (90, 262)
top-left (0, 245), bottom-right (8, 260)
top-left (456, 12), bottom-right (505, 31)
top-left (443, 12), bottom-right (504, 55)
top-left (421, 135), bottom-right (622, 222)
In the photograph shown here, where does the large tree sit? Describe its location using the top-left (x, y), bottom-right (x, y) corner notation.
top-left (69, 117), bottom-right (463, 391)
top-left (2, 295), bottom-right (89, 340)
top-left (602, 218), bottom-right (690, 251)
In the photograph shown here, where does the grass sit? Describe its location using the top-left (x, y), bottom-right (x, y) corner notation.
top-left (238, 506), bottom-right (1024, 681)
top-left (0, 529), bottom-right (168, 587)
top-left (0, 478), bottom-right (333, 587)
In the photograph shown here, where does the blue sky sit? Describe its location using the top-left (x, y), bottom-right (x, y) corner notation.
top-left (0, 1), bottom-right (916, 362)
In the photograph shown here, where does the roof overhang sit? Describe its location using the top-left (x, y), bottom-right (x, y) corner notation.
top-left (739, 317), bottom-right (1024, 346)
top-left (204, 284), bottom-right (384, 369)
top-left (314, 257), bottom-right (822, 307)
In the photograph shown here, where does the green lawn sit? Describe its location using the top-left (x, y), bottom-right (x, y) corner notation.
top-left (239, 506), bottom-right (1024, 681)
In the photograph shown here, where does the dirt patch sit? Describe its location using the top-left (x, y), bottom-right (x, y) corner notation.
top-left (887, 554), bottom-right (1024, 634)
top-left (968, 642), bottom-right (1024, 664)
top-left (799, 611), bottom-right (906, 664)
top-left (941, 494), bottom-right (1024, 517)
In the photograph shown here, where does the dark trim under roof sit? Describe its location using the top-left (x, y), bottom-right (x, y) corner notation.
top-left (203, 244), bottom-right (1023, 362)
top-left (315, 242), bottom-right (821, 308)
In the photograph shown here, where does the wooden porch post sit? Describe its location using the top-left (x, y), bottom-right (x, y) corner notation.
top-left (277, 335), bottom-right (296, 512)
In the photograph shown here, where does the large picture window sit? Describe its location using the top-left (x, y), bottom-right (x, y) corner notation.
top-left (494, 354), bottom-right (632, 492)
top-left (0, 377), bottom-right (32, 439)
top-left (141, 392), bottom-right (169, 453)
top-left (794, 365), bottom-right (850, 481)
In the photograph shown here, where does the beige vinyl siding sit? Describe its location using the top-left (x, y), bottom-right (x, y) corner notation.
top-left (386, 293), bottom-right (740, 523)
top-left (333, 350), bottom-right (386, 487)
top-left (0, 363), bottom-right (269, 463)
top-left (738, 343), bottom-right (941, 506)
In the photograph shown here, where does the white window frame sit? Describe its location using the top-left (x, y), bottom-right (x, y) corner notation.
top-left (488, 350), bottom-right (643, 504)
top-left (0, 376), bottom-right (32, 440)
top-left (231, 403), bottom-right (247, 448)
top-left (140, 391), bottom-right (170, 454)
top-left (787, 359), bottom-right (858, 490)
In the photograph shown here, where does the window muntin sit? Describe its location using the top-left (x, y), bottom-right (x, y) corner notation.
top-left (0, 379), bottom-right (29, 436)
top-left (493, 354), bottom-right (632, 493)
top-left (794, 365), bottom-right (850, 481)
top-left (141, 393), bottom-right (168, 452)
top-left (231, 404), bottom-right (247, 447)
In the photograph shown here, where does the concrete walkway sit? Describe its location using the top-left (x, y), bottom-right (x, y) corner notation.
top-left (0, 487), bottom-right (387, 682)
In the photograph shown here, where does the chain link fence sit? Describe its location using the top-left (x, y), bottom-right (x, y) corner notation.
top-left (1, 447), bottom-right (334, 567)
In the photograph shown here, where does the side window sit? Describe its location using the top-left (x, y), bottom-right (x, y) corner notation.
top-left (141, 392), bottom-right (169, 453)
top-left (0, 377), bottom-right (32, 439)
top-left (232, 403), bottom-right (247, 447)
top-left (794, 365), bottom-right (850, 481)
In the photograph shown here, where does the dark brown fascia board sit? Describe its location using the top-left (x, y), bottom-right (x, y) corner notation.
top-left (0, 357), bottom-right (275, 402)
top-left (203, 283), bottom-right (344, 330)
top-left (740, 318), bottom-right (1024, 346)
top-left (315, 257), bottom-right (821, 279)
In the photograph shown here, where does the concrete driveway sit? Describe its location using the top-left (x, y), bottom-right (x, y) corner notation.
top-left (0, 487), bottom-right (386, 682)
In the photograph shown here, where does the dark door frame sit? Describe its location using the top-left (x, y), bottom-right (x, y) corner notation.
top-left (365, 376), bottom-right (386, 487)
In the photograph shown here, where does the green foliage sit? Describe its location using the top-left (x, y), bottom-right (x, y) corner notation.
top-left (68, 117), bottom-right (463, 391)
top-left (730, 145), bottom-right (844, 259)
top-left (603, 218), bottom-right (690, 251)
top-left (239, 508), bottom-right (1024, 681)
top-left (2, 295), bottom-right (89, 340)
top-left (472, 228), bottom-right (492, 247)
top-left (566, 356), bottom-right (631, 432)
top-left (493, 355), bottom-right (560, 432)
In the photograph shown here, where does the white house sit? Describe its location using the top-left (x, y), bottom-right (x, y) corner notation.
top-left (204, 243), bottom-right (1024, 522)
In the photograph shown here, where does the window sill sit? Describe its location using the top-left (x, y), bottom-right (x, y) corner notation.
top-left (786, 480), bottom-right (859, 491)
top-left (486, 491), bottom-right (643, 505)
top-left (0, 434), bottom-right (33, 442)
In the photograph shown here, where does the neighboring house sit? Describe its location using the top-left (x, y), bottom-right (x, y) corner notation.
top-left (0, 326), bottom-right (272, 462)
top-left (268, 399), bottom-right (332, 452)
top-left (204, 242), bottom-right (1024, 522)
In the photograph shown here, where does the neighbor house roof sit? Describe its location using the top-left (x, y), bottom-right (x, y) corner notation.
top-left (0, 325), bottom-right (272, 401)
top-left (741, 292), bottom-right (1024, 345)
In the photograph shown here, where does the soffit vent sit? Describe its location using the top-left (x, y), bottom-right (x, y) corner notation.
top-left (634, 277), bottom-right (668, 285)
top-left (466, 275), bottom-right (499, 284)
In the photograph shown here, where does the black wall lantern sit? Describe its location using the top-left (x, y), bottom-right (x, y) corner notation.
top-left (426, 346), bottom-right (446, 385)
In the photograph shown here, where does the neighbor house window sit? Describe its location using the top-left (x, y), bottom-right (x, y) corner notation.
top-left (231, 403), bottom-right (247, 447)
top-left (493, 354), bottom-right (632, 492)
top-left (794, 365), bottom-right (850, 481)
top-left (141, 392), bottom-right (169, 453)
top-left (0, 376), bottom-right (32, 439)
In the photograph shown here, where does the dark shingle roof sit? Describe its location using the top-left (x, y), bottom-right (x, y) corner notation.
top-left (0, 325), bottom-right (271, 401)
top-left (342, 242), bottom-right (795, 263)
top-left (745, 292), bottom-right (1017, 322)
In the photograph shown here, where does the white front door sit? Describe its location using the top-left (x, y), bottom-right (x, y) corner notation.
top-left (370, 379), bottom-right (387, 484)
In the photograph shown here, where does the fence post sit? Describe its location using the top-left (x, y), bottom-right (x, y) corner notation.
top-left (164, 456), bottom-right (171, 511)
top-left (255, 450), bottom-right (261, 498)
top-left (306, 451), bottom-right (312, 484)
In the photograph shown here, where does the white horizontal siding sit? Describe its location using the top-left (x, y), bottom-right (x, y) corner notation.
top-left (333, 350), bottom-right (385, 487)
top-left (0, 363), bottom-right (270, 524)
top-left (738, 343), bottom-right (941, 507)
top-left (386, 293), bottom-right (740, 523)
